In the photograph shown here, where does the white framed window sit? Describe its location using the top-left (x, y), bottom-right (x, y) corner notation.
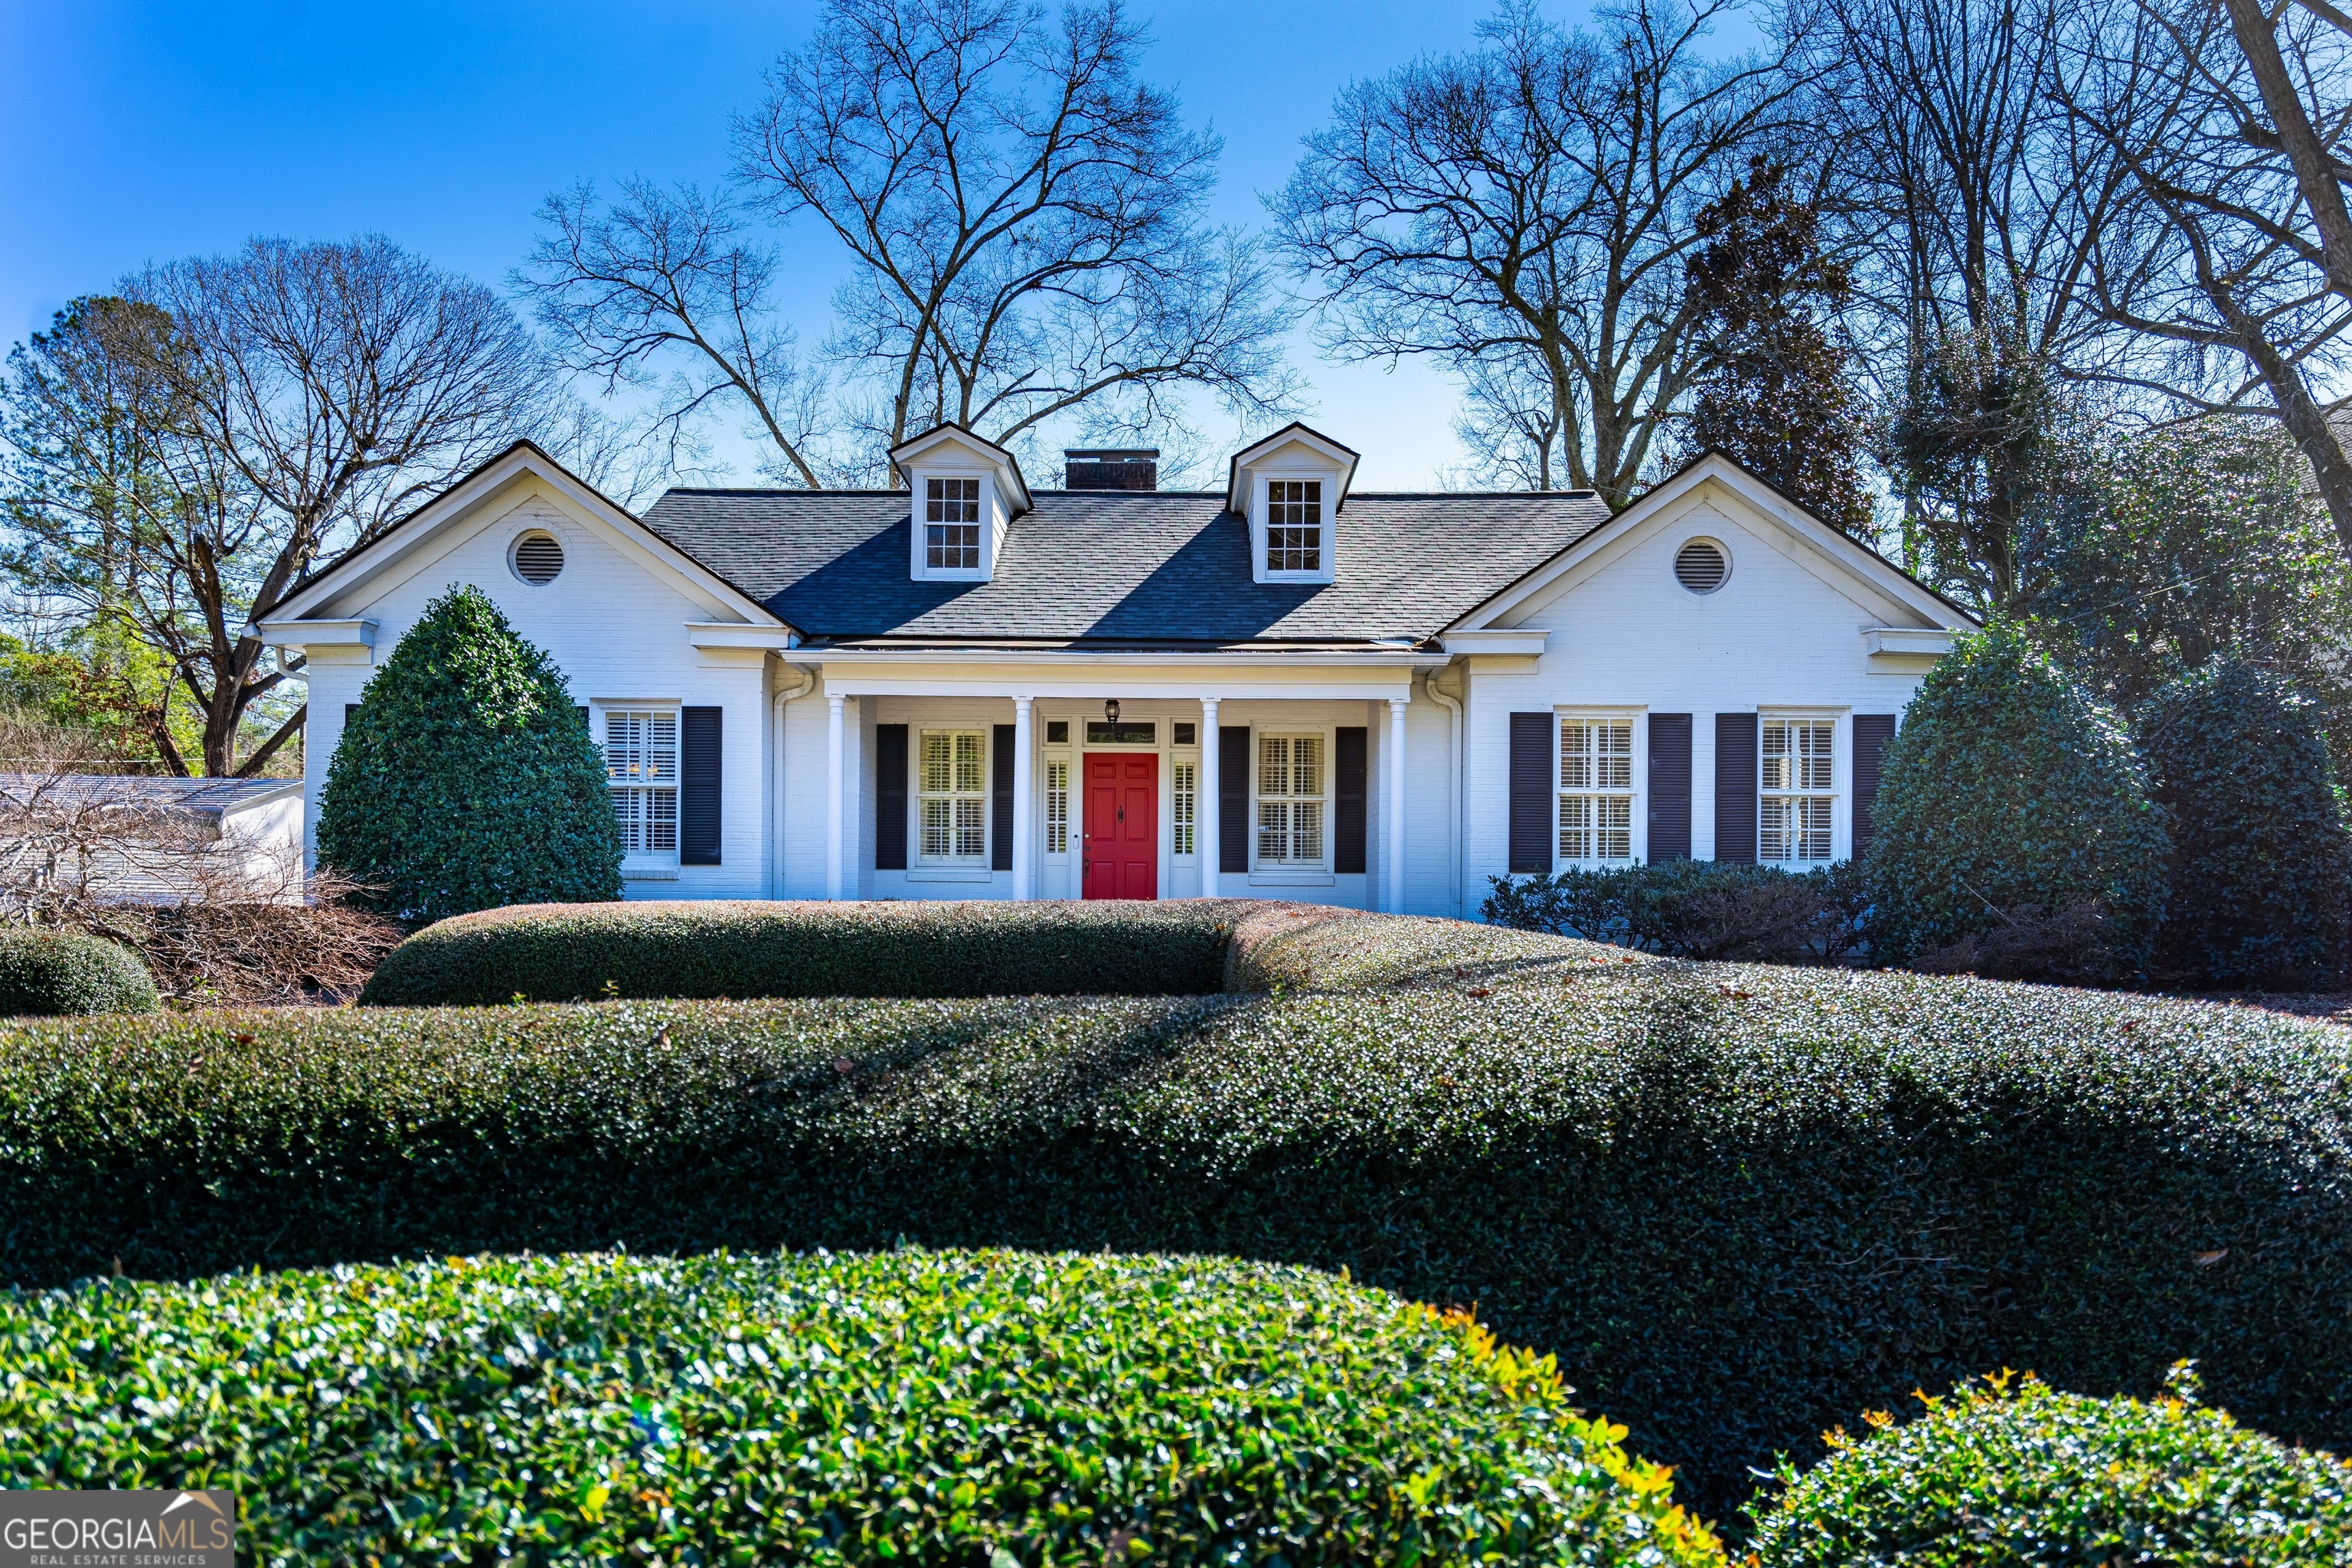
top-left (1256, 733), bottom-right (1325, 866)
top-left (604, 709), bottom-right (678, 857)
top-left (925, 478), bottom-right (982, 571)
top-left (919, 729), bottom-right (988, 861)
top-left (1264, 479), bottom-right (1322, 574)
top-left (1172, 760), bottom-right (1197, 856)
top-left (1761, 717), bottom-right (1836, 862)
top-left (1558, 717), bottom-right (1635, 863)
top-left (1044, 758), bottom-right (1070, 855)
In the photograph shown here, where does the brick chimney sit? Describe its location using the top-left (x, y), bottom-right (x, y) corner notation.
top-left (1063, 449), bottom-right (1158, 491)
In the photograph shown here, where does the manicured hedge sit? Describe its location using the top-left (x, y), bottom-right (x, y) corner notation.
top-left (361, 898), bottom-right (1261, 1004)
top-left (0, 927), bottom-right (156, 1014)
top-left (0, 1248), bottom-right (1722, 1566)
top-left (5, 964), bottom-right (2349, 1518)
top-left (1748, 1367), bottom-right (2352, 1565)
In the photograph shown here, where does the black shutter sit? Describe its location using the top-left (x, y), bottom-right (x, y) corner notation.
top-left (577, 705), bottom-right (590, 730)
top-left (1853, 714), bottom-right (1897, 856)
top-left (1648, 713), bottom-right (1692, 863)
top-left (1219, 727), bottom-right (1250, 872)
top-left (1334, 726), bottom-right (1368, 874)
top-left (1508, 712), bottom-right (1553, 874)
top-left (344, 704), bottom-right (357, 724)
top-left (1714, 712), bottom-right (1759, 864)
top-left (680, 706), bottom-right (723, 865)
top-left (875, 726), bottom-right (909, 869)
top-left (991, 724), bottom-right (1014, 871)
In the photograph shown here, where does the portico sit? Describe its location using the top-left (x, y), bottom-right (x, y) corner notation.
top-left (806, 652), bottom-right (1429, 908)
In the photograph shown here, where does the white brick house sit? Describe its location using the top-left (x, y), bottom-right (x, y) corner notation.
top-left (255, 424), bottom-right (1975, 916)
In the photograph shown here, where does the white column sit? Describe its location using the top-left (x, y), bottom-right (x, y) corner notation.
top-left (1387, 696), bottom-right (1409, 913)
top-left (1011, 695), bottom-right (1035, 900)
top-left (1198, 697), bottom-right (1220, 897)
top-left (825, 692), bottom-right (846, 900)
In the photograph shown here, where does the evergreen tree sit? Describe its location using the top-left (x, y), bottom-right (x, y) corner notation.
top-left (318, 586), bottom-right (620, 925)
top-left (1677, 158), bottom-right (1875, 539)
top-left (1868, 626), bottom-right (2170, 981)
top-left (2144, 659), bottom-right (2352, 989)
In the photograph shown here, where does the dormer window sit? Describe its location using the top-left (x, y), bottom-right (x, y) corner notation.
top-left (1266, 481), bottom-right (1323, 574)
top-left (925, 478), bottom-right (982, 570)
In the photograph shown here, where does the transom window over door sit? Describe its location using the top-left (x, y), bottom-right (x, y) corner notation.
top-left (920, 729), bottom-right (988, 861)
top-left (605, 710), bottom-right (678, 856)
top-left (1256, 733), bottom-right (1325, 865)
top-left (1761, 717), bottom-right (1835, 861)
top-left (925, 478), bottom-right (981, 570)
top-left (1266, 480), bottom-right (1322, 573)
top-left (1558, 717), bottom-right (1634, 863)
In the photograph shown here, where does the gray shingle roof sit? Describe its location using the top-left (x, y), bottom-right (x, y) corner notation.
top-left (639, 488), bottom-right (1611, 645)
top-left (0, 774), bottom-right (301, 815)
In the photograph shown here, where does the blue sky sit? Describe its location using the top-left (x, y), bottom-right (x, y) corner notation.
top-left (0, 0), bottom-right (1521, 489)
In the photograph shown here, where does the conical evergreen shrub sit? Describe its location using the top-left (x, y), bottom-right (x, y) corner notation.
top-left (2144, 658), bottom-right (2352, 989)
top-left (1867, 625), bottom-right (2169, 981)
top-left (318, 586), bottom-right (621, 926)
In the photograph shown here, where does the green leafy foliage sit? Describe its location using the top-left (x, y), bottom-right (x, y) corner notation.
top-left (316, 586), bottom-right (620, 926)
top-left (1868, 626), bottom-right (2170, 979)
top-left (2030, 416), bottom-right (2352, 776)
top-left (8, 937), bottom-right (2348, 1518)
top-left (0, 1248), bottom-right (1723, 1566)
top-left (2144, 658), bottom-right (2352, 990)
top-left (361, 898), bottom-right (1254, 1004)
top-left (1481, 861), bottom-right (1868, 962)
top-left (0, 927), bottom-right (155, 1014)
top-left (1747, 1366), bottom-right (2352, 1566)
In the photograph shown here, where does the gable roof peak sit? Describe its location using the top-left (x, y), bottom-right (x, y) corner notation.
top-left (1225, 421), bottom-right (1362, 513)
top-left (887, 423), bottom-right (1034, 514)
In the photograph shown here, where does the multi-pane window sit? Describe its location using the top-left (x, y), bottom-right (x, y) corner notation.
top-left (1256, 733), bottom-right (1325, 865)
top-left (919, 729), bottom-right (988, 861)
top-left (605, 709), bottom-right (678, 855)
top-left (1265, 480), bottom-right (1322, 573)
top-left (1172, 760), bottom-right (1197, 856)
top-left (1044, 758), bottom-right (1070, 854)
top-left (925, 478), bottom-right (981, 570)
top-left (1557, 718), bottom-right (1635, 863)
top-left (1761, 717), bottom-right (1836, 862)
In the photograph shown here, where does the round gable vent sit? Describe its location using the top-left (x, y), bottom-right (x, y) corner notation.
top-left (1674, 537), bottom-right (1728, 594)
top-left (511, 530), bottom-right (564, 585)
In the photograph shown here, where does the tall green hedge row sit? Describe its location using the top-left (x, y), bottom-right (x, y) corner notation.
top-left (7, 966), bottom-right (2346, 1517)
top-left (361, 898), bottom-right (1260, 1004)
top-left (0, 1248), bottom-right (1722, 1566)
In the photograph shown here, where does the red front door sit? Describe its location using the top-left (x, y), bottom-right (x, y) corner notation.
top-left (1083, 753), bottom-right (1158, 900)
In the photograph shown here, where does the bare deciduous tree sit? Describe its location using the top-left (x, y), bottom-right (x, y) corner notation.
top-left (0, 766), bottom-right (400, 1004)
top-left (3, 237), bottom-right (575, 776)
top-left (2053, 0), bottom-right (2352, 553)
top-left (1812, 0), bottom-right (2140, 611)
top-left (1272, 0), bottom-right (1810, 505)
top-left (525, 0), bottom-right (1298, 483)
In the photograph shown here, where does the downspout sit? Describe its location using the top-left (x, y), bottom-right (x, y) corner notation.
top-left (770, 661), bottom-right (816, 899)
top-left (1423, 668), bottom-right (1464, 917)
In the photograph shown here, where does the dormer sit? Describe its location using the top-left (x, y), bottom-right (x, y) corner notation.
top-left (1226, 423), bottom-right (1360, 586)
top-left (890, 423), bottom-right (1033, 583)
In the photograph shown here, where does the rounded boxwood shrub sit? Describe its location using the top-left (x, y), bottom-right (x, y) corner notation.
top-left (1869, 625), bottom-right (2170, 981)
top-left (318, 585), bottom-right (620, 926)
top-left (1747, 1366), bottom-right (2352, 1565)
top-left (360, 897), bottom-right (1248, 1004)
top-left (0, 1247), bottom-right (1724, 1566)
top-left (9, 952), bottom-right (2350, 1521)
top-left (2145, 658), bottom-right (2352, 989)
top-left (0, 927), bottom-right (155, 1014)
